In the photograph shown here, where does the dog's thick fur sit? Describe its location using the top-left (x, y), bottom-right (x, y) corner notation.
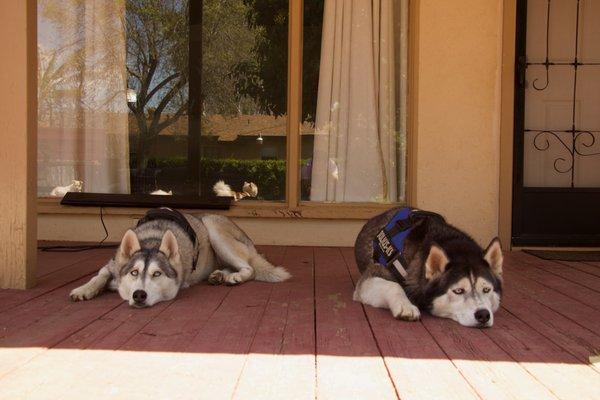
top-left (70, 212), bottom-right (290, 307)
top-left (353, 207), bottom-right (503, 327)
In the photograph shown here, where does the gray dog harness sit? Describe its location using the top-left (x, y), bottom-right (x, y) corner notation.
top-left (137, 208), bottom-right (199, 271)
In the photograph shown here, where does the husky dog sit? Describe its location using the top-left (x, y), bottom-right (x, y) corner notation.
top-left (353, 207), bottom-right (503, 328)
top-left (213, 180), bottom-right (258, 201)
top-left (70, 209), bottom-right (290, 307)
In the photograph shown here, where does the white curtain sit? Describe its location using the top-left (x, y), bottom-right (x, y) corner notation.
top-left (310, 0), bottom-right (407, 202)
top-left (38, 0), bottom-right (130, 194)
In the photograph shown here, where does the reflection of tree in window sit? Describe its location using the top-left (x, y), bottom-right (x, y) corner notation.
top-left (233, 0), bottom-right (323, 123)
top-left (125, 0), bottom-right (189, 178)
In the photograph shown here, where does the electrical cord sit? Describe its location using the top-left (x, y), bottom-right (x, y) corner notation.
top-left (38, 207), bottom-right (119, 252)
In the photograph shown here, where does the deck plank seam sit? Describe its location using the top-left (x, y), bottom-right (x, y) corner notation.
top-left (504, 266), bottom-right (600, 314)
top-left (524, 259), bottom-right (600, 295)
top-left (339, 248), bottom-right (401, 400)
top-left (0, 270), bottom-right (98, 315)
top-left (479, 322), bottom-right (574, 399)
top-left (417, 317), bottom-right (488, 400)
top-left (549, 260), bottom-right (600, 289)
top-left (0, 298), bottom-right (124, 381)
top-left (499, 304), bottom-right (600, 375)
top-left (554, 260), bottom-right (600, 278)
top-left (36, 251), bottom-right (106, 279)
top-left (582, 261), bottom-right (600, 269)
top-left (311, 247), bottom-right (318, 400)
top-left (503, 268), bottom-right (600, 328)
top-left (230, 284), bottom-right (276, 400)
top-left (111, 300), bottom-right (181, 351)
top-left (230, 245), bottom-right (288, 400)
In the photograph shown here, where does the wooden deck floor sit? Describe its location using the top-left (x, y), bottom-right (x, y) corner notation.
top-left (1, 246), bottom-right (599, 399)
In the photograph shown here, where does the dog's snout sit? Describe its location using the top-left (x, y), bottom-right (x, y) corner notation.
top-left (474, 309), bottom-right (490, 324)
top-left (133, 290), bottom-right (147, 304)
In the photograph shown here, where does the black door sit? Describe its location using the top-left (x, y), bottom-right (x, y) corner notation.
top-left (513, 0), bottom-right (600, 246)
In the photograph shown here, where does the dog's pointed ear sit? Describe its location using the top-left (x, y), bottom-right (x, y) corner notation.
top-left (425, 244), bottom-right (449, 280)
top-left (159, 230), bottom-right (179, 259)
top-left (118, 229), bottom-right (140, 259)
top-left (484, 237), bottom-right (503, 279)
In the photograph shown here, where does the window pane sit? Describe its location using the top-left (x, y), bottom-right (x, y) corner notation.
top-left (301, 0), bottom-right (408, 203)
top-left (38, 0), bottom-right (287, 200)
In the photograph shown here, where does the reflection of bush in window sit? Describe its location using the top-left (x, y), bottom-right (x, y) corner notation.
top-left (126, 0), bottom-right (298, 198)
top-left (198, 0), bottom-right (293, 201)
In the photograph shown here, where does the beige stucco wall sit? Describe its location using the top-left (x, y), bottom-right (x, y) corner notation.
top-left (38, 214), bottom-right (365, 247)
top-left (412, 0), bottom-right (504, 247)
top-left (37, 0), bottom-right (506, 247)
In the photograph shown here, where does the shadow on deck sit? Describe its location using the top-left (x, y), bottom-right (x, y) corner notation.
top-left (0, 245), bottom-right (599, 399)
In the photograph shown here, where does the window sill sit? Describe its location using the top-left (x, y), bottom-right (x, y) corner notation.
top-left (37, 198), bottom-right (402, 220)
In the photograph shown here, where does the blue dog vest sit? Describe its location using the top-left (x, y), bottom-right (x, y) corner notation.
top-left (373, 207), bottom-right (416, 284)
top-left (373, 208), bottom-right (443, 285)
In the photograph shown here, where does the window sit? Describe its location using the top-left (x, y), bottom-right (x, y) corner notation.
top-left (301, 0), bottom-right (409, 203)
top-left (37, 0), bottom-right (408, 206)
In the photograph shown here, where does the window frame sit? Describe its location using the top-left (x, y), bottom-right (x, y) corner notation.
top-left (38, 0), bottom-right (416, 220)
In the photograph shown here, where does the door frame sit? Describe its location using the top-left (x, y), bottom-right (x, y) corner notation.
top-left (499, 0), bottom-right (518, 250)
top-left (509, 0), bottom-right (600, 247)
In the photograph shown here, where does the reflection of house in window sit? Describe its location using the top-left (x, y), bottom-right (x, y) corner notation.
top-left (131, 114), bottom-right (314, 162)
top-left (260, 147), bottom-right (277, 161)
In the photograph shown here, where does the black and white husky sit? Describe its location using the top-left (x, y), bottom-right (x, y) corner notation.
top-left (353, 207), bottom-right (503, 328)
top-left (70, 208), bottom-right (290, 307)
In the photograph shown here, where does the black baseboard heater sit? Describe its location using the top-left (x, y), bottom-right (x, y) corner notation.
top-left (61, 192), bottom-right (233, 210)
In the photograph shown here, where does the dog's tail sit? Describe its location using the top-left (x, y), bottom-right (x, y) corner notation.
top-left (213, 180), bottom-right (234, 197)
top-left (250, 254), bottom-right (291, 283)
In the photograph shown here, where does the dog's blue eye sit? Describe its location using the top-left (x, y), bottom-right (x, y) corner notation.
top-left (482, 287), bottom-right (491, 293)
top-left (152, 271), bottom-right (162, 278)
top-left (130, 270), bottom-right (138, 277)
top-left (452, 288), bottom-right (465, 295)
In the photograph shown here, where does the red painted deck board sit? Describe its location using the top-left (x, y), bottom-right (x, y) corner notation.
top-left (515, 252), bottom-right (600, 292)
top-left (339, 247), bottom-right (480, 400)
top-left (0, 245), bottom-right (599, 399)
top-left (500, 285), bottom-right (600, 366)
top-left (233, 246), bottom-right (316, 400)
top-left (0, 250), bottom-right (113, 313)
top-left (313, 247), bottom-right (398, 400)
top-left (502, 266), bottom-right (600, 333)
top-left (504, 266), bottom-right (600, 312)
top-left (483, 309), bottom-right (600, 399)
top-left (557, 260), bottom-right (600, 278)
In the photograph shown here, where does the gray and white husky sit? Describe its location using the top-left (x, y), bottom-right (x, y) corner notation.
top-left (353, 207), bottom-right (503, 328)
top-left (70, 210), bottom-right (290, 307)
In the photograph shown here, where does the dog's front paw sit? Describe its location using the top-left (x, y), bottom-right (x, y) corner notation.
top-left (69, 285), bottom-right (97, 302)
top-left (392, 303), bottom-right (421, 321)
top-left (208, 270), bottom-right (225, 285)
top-left (223, 272), bottom-right (243, 286)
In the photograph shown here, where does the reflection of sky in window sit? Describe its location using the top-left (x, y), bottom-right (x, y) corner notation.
top-left (37, 21), bottom-right (53, 47)
top-left (37, 2), bottom-right (186, 113)
top-left (37, 5), bottom-right (60, 49)
top-left (38, 6), bottom-right (124, 113)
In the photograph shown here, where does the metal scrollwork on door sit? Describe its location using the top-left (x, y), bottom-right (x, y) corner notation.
top-left (525, 0), bottom-right (600, 187)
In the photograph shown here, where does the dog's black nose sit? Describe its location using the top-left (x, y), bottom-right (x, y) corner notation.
top-left (133, 290), bottom-right (147, 304)
top-left (475, 309), bottom-right (490, 324)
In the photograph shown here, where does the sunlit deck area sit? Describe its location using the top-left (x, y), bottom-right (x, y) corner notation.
top-left (1, 245), bottom-right (599, 399)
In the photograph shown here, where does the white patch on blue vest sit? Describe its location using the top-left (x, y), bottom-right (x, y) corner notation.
top-left (376, 230), bottom-right (395, 258)
top-left (392, 259), bottom-right (408, 278)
